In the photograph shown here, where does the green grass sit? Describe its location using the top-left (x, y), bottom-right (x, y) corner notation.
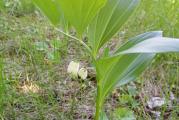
top-left (0, 0), bottom-right (179, 119)
top-left (0, 55), bottom-right (5, 115)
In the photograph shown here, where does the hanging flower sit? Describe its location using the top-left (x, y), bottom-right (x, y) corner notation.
top-left (67, 61), bottom-right (80, 78)
top-left (78, 68), bottom-right (88, 80)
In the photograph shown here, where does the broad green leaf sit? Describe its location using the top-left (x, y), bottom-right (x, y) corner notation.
top-left (56, 0), bottom-right (107, 35)
top-left (96, 31), bottom-right (162, 101)
top-left (33, 0), bottom-right (61, 25)
top-left (115, 31), bottom-right (163, 52)
top-left (97, 30), bottom-right (179, 106)
top-left (96, 31), bottom-right (162, 84)
top-left (119, 37), bottom-right (179, 54)
top-left (88, 0), bottom-right (140, 56)
top-left (99, 54), bottom-right (155, 98)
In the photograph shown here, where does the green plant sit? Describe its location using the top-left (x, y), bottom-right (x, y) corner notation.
top-left (113, 107), bottom-right (136, 120)
top-left (0, 0), bottom-right (4, 10)
top-left (3, 0), bottom-right (35, 15)
top-left (34, 39), bottom-right (67, 63)
top-left (33, 0), bottom-right (179, 119)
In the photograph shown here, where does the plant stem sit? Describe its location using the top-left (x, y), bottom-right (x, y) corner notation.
top-left (95, 85), bottom-right (102, 120)
top-left (55, 28), bottom-right (92, 54)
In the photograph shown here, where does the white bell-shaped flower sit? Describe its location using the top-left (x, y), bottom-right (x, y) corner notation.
top-left (67, 61), bottom-right (80, 78)
top-left (78, 68), bottom-right (88, 80)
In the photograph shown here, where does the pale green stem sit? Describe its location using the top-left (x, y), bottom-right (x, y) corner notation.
top-left (94, 66), bottom-right (104, 120)
top-left (55, 28), bottom-right (92, 55)
top-left (95, 84), bottom-right (102, 120)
